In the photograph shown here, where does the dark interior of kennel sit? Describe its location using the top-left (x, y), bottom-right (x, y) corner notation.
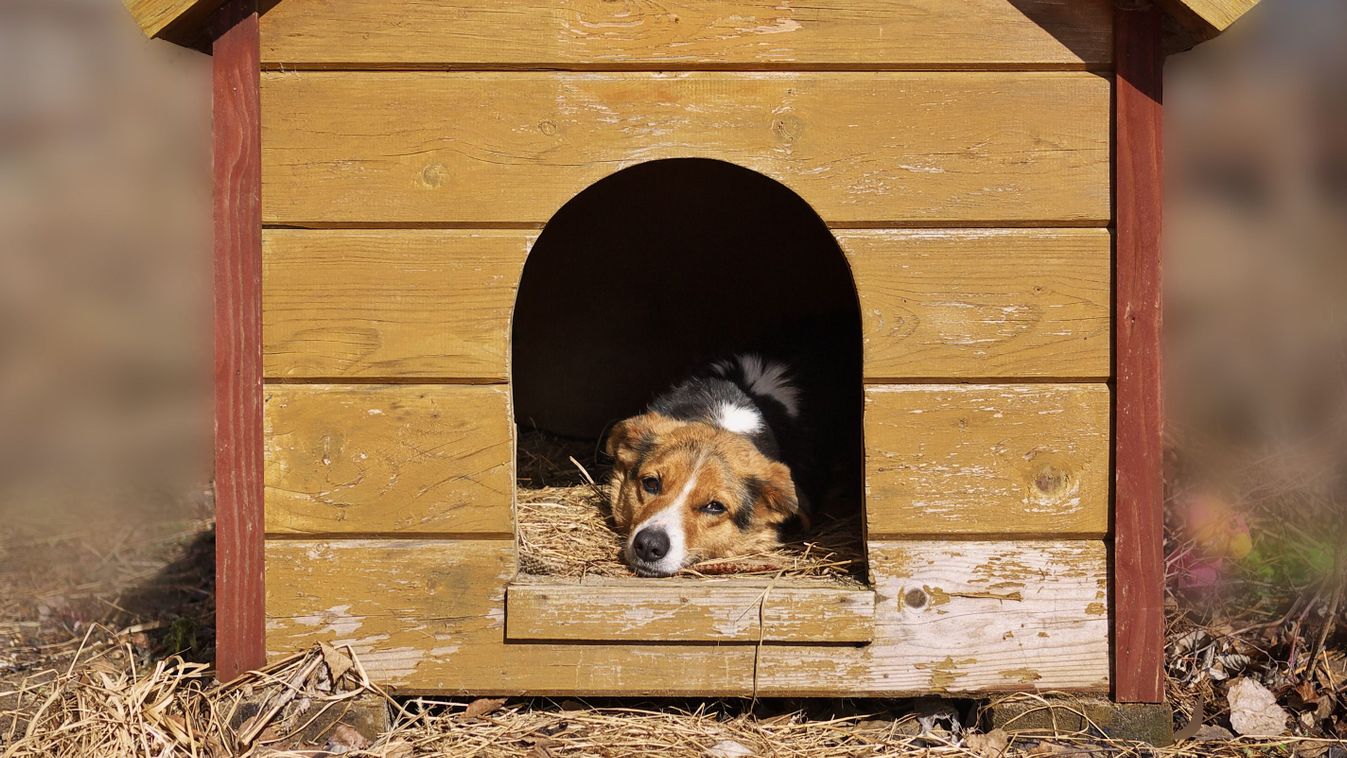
top-left (512, 158), bottom-right (865, 523)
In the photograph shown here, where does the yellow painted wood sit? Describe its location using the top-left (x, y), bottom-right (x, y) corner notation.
top-left (263, 385), bottom-right (514, 536)
top-left (1157, 0), bottom-right (1259, 34)
top-left (506, 580), bottom-right (874, 643)
top-left (123, 0), bottom-right (203, 38)
top-left (260, 72), bottom-right (1111, 227)
top-left (839, 229), bottom-right (1112, 379)
top-left (864, 384), bottom-right (1111, 538)
top-left (265, 539), bottom-right (1109, 695)
top-left (258, 0), bottom-right (1114, 70)
top-left (259, 228), bottom-right (1110, 381)
top-left (262, 230), bottom-right (531, 380)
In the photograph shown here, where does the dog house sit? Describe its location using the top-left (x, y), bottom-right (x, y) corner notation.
top-left (124, 0), bottom-right (1258, 702)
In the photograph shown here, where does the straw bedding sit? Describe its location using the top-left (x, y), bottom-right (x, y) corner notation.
top-left (513, 432), bottom-right (866, 584)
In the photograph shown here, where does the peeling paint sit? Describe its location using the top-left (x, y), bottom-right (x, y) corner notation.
top-left (915, 656), bottom-right (977, 691)
top-left (999, 667), bottom-right (1043, 684)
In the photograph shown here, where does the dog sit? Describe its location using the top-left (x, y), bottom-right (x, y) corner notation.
top-left (605, 354), bottom-right (816, 577)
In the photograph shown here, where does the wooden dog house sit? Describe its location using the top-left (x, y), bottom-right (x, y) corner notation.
top-left (124, 0), bottom-right (1258, 701)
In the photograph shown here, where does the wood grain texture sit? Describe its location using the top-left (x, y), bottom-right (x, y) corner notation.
top-left (262, 230), bottom-right (531, 380)
top-left (506, 580), bottom-right (874, 643)
top-left (125, 0), bottom-right (203, 37)
top-left (265, 539), bottom-right (1109, 695)
top-left (258, 0), bottom-right (1114, 70)
top-left (263, 385), bottom-right (514, 536)
top-left (1156, 0), bottom-right (1258, 35)
top-left (259, 228), bottom-right (1109, 381)
top-left (212, 0), bottom-right (265, 683)
top-left (839, 229), bottom-right (1112, 379)
top-left (260, 72), bottom-right (1112, 227)
top-left (864, 384), bottom-right (1111, 538)
top-left (1113, 5), bottom-right (1166, 705)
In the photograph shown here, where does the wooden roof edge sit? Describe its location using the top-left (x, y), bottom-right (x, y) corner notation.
top-left (125, 0), bottom-right (1259, 51)
top-left (123, 0), bottom-right (226, 50)
top-left (1154, 0), bottom-right (1260, 40)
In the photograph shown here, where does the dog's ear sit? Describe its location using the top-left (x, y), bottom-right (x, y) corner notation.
top-left (604, 413), bottom-right (676, 471)
top-left (754, 461), bottom-right (806, 528)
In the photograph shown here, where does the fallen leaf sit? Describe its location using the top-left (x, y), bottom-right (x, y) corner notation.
top-left (965, 728), bottom-right (1010, 757)
top-left (326, 723), bottom-right (370, 754)
top-left (320, 642), bottom-right (354, 684)
top-left (1228, 678), bottom-right (1289, 736)
top-left (459, 697), bottom-right (507, 720)
top-left (380, 739), bottom-right (414, 758)
top-left (1192, 724), bottom-right (1234, 741)
top-left (706, 739), bottom-right (754, 758)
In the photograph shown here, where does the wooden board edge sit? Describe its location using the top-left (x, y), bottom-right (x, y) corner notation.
top-left (212, 0), bottom-right (265, 684)
top-left (1113, 3), bottom-right (1166, 705)
top-left (504, 583), bottom-right (875, 643)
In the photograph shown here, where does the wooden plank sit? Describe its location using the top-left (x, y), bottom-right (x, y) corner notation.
top-left (1113, 5), bottom-right (1166, 705)
top-left (260, 228), bottom-right (1109, 381)
top-left (1156, 0), bottom-right (1258, 36)
top-left (265, 539), bottom-right (1108, 695)
top-left (263, 385), bottom-right (514, 536)
top-left (864, 385), bottom-right (1111, 538)
top-left (210, 0), bottom-right (265, 683)
top-left (125, 0), bottom-right (202, 37)
top-left (258, 0), bottom-right (1115, 70)
top-left (260, 72), bottom-right (1112, 227)
top-left (262, 230), bottom-right (530, 380)
top-left (506, 582), bottom-right (874, 643)
top-left (840, 229), bottom-right (1112, 380)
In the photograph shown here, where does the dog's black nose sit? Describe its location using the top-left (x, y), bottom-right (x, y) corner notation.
top-left (632, 528), bottom-right (670, 563)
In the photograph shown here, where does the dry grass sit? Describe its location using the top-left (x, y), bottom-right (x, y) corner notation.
top-left (8, 633), bottom-right (1347, 756)
top-left (514, 432), bottom-right (866, 583)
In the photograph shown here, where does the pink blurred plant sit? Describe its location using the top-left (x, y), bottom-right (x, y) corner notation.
top-left (1170, 491), bottom-right (1255, 591)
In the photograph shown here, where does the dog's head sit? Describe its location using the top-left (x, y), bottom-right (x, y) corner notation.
top-left (605, 412), bottom-right (801, 577)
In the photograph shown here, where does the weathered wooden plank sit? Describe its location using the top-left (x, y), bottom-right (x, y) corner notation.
top-left (259, 228), bottom-right (1109, 381)
top-left (125, 0), bottom-right (203, 38)
top-left (261, 72), bottom-right (1112, 227)
top-left (864, 385), bottom-right (1111, 537)
top-left (840, 229), bottom-right (1111, 379)
top-left (258, 0), bottom-right (1114, 70)
top-left (265, 539), bottom-right (1109, 695)
top-left (262, 230), bottom-right (530, 380)
top-left (1156, 0), bottom-right (1258, 36)
top-left (263, 385), bottom-right (514, 536)
top-left (506, 582), bottom-right (874, 643)
top-left (211, 0), bottom-right (265, 684)
top-left (1113, 5), bottom-right (1166, 705)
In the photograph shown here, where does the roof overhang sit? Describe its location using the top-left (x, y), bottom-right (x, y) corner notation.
top-left (1154, 0), bottom-right (1260, 39)
top-left (123, 0), bottom-right (228, 49)
top-left (125, 0), bottom-right (1259, 50)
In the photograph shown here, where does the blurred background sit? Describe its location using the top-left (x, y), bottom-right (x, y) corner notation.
top-left (0, 0), bottom-right (1344, 741)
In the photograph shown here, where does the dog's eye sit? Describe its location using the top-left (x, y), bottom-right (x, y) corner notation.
top-left (641, 476), bottom-right (661, 495)
top-left (700, 501), bottom-right (727, 515)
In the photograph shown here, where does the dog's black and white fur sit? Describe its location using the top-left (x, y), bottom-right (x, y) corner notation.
top-left (648, 354), bottom-right (816, 517)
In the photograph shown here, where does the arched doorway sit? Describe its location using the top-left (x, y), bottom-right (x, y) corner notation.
top-left (512, 158), bottom-right (865, 577)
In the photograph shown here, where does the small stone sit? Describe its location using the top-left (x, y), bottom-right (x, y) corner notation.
top-left (1228, 678), bottom-right (1289, 736)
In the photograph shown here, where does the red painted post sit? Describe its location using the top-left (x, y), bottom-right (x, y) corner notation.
top-left (1113, 2), bottom-right (1166, 704)
top-left (210, 0), bottom-right (265, 684)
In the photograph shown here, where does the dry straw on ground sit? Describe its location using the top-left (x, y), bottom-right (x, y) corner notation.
top-left (7, 631), bottom-right (1345, 756)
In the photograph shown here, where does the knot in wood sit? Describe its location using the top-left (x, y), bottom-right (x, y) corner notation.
top-left (903, 588), bottom-right (928, 609)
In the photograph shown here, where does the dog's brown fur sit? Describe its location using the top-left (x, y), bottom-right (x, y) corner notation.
top-left (606, 412), bottom-right (801, 570)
